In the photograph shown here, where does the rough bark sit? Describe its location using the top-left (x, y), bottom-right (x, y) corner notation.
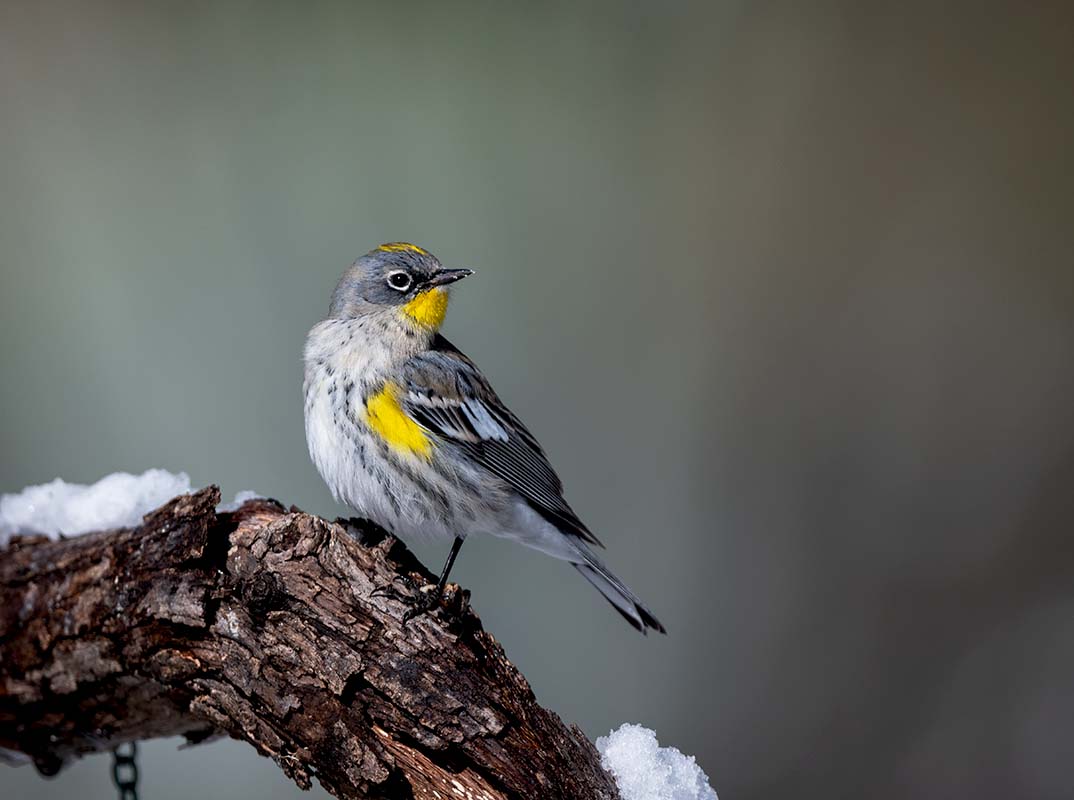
top-left (0, 487), bottom-right (619, 800)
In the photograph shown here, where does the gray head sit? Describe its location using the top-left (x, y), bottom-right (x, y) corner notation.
top-left (328, 243), bottom-right (473, 329)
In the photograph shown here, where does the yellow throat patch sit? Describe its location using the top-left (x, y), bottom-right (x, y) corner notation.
top-left (363, 382), bottom-right (432, 458)
top-left (402, 287), bottom-right (449, 329)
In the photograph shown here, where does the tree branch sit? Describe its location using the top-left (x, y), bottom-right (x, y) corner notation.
top-left (0, 487), bottom-right (619, 799)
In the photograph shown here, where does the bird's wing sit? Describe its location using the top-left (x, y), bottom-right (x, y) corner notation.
top-left (401, 334), bottom-right (601, 547)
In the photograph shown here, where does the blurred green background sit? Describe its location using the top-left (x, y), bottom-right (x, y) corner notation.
top-left (2, 2), bottom-right (1073, 798)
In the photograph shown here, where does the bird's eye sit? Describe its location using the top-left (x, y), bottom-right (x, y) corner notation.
top-left (386, 271), bottom-right (412, 291)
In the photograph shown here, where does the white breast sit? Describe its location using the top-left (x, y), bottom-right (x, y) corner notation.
top-left (303, 319), bottom-right (392, 511)
top-left (302, 317), bottom-right (540, 550)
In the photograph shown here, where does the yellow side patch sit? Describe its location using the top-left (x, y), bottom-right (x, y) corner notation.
top-left (376, 242), bottom-right (429, 256)
top-left (364, 382), bottom-right (432, 458)
top-left (402, 287), bottom-right (449, 329)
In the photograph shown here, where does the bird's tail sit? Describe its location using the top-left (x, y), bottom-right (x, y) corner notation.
top-left (572, 544), bottom-right (666, 635)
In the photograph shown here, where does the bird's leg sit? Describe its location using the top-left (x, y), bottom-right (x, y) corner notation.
top-left (402, 535), bottom-right (465, 624)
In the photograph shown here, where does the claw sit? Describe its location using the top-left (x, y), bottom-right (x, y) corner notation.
top-left (401, 584), bottom-right (441, 625)
top-left (369, 582), bottom-right (398, 601)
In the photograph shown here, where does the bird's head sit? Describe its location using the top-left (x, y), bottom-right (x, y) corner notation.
top-left (328, 243), bottom-right (473, 331)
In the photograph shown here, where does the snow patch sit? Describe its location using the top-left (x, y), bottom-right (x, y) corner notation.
top-left (216, 489), bottom-right (264, 513)
top-left (597, 724), bottom-right (717, 800)
top-left (0, 470), bottom-right (191, 545)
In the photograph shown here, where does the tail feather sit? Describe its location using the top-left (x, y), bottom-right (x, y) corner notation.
top-left (573, 548), bottom-right (666, 635)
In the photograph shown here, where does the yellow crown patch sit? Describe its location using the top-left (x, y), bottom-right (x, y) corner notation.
top-left (376, 242), bottom-right (429, 256)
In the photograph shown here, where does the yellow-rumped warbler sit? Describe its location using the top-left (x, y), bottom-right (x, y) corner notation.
top-left (303, 243), bottom-right (664, 633)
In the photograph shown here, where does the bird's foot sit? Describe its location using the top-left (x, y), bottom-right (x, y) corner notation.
top-left (401, 584), bottom-right (442, 624)
top-left (400, 581), bottom-right (470, 625)
top-left (369, 581), bottom-right (402, 601)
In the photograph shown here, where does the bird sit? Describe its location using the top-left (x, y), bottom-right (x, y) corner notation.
top-left (303, 242), bottom-right (665, 634)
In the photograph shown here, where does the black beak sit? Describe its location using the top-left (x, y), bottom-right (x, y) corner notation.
top-left (426, 268), bottom-right (474, 287)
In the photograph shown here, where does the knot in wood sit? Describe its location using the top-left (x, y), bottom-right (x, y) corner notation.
top-left (240, 571), bottom-right (289, 622)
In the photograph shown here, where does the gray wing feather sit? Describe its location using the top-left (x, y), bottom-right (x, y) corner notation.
top-left (401, 335), bottom-right (602, 547)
